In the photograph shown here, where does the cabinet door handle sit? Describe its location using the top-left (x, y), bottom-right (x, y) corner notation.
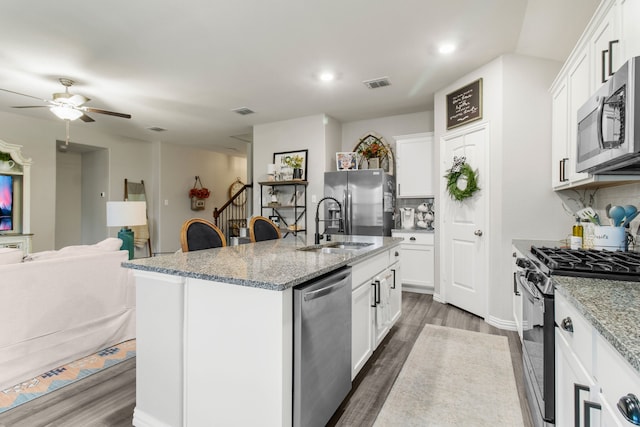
top-left (394, 251), bottom-right (400, 257)
top-left (574, 383), bottom-right (589, 427)
top-left (584, 400), bottom-right (601, 427)
top-left (608, 40), bottom-right (619, 77)
top-left (513, 272), bottom-right (520, 296)
top-left (602, 48), bottom-right (609, 83)
top-left (410, 237), bottom-right (416, 241)
top-left (391, 269), bottom-right (396, 289)
top-left (371, 281), bottom-right (378, 307)
top-left (561, 317), bottom-right (574, 333)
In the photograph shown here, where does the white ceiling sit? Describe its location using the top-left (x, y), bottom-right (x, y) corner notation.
top-left (0, 0), bottom-right (599, 155)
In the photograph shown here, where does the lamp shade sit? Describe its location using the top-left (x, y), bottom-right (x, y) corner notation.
top-left (106, 201), bottom-right (147, 227)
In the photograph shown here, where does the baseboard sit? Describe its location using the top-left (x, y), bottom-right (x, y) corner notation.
top-left (133, 408), bottom-right (175, 427)
top-left (402, 284), bottom-right (434, 295)
top-left (433, 292), bottom-right (445, 303)
top-left (486, 315), bottom-right (517, 331)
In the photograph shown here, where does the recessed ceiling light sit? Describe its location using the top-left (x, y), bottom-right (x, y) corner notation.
top-left (438, 43), bottom-right (456, 54)
top-left (319, 72), bottom-right (335, 82)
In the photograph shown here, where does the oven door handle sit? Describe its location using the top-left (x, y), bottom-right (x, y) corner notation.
top-left (515, 270), bottom-right (542, 303)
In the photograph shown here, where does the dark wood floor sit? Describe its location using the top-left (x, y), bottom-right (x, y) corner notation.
top-left (0, 292), bottom-right (532, 427)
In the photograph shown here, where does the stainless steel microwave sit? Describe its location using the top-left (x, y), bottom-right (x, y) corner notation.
top-left (576, 56), bottom-right (640, 174)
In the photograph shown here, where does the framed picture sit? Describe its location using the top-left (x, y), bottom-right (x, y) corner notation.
top-left (336, 152), bottom-right (358, 171)
top-left (446, 78), bottom-right (483, 130)
top-left (273, 149), bottom-right (308, 181)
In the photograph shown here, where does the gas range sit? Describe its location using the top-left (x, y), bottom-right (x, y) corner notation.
top-left (519, 245), bottom-right (640, 296)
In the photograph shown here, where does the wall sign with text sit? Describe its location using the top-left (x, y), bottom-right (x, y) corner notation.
top-left (446, 78), bottom-right (482, 130)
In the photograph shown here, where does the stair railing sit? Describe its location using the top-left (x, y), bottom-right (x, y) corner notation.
top-left (213, 183), bottom-right (252, 241)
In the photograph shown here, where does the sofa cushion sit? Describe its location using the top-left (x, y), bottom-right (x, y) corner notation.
top-left (0, 248), bottom-right (23, 265)
top-left (24, 238), bottom-right (124, 262)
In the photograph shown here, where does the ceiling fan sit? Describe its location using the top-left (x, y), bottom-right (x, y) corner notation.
top-left (0, 78), bottom-right (131, 122)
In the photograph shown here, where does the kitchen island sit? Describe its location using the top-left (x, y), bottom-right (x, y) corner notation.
top-left (123, 235), bottom-right (401, 427)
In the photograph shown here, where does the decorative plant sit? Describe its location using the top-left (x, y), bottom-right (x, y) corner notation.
top-left (268, 187), bottom-right (279, 196)
top-left (0, 152), bottom-right (12, 162)
top-left (189, 176), bottom-right (210, 199)
top-left (357, 138), bottom-right (388, 159)
top-left (284, 155), bottom-right (303, 169)
top-left (189, 187), bottom-right (210, 199)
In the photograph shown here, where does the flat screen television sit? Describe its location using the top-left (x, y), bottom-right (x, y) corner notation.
top-left (0, 174), bottom-right (13, 231)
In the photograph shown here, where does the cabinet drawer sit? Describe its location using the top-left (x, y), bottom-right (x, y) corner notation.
top-left (350, 250), bottom-right (390, 289)
top-left (555, 293), bottom-right (593, 371)
top-left (392, 232), bottom-right (434, 245)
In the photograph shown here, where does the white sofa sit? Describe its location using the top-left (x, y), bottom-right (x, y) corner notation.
top-left (0, 239), bottom-right (136, 390)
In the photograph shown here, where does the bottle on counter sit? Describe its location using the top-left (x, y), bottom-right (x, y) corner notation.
top-left (571, 220), bottom-right (583, 249)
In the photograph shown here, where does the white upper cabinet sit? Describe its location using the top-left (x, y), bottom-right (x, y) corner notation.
top-left (394, 132), bottom-right (434, 197)
top-left (549, 0), bottom-right (640, 190)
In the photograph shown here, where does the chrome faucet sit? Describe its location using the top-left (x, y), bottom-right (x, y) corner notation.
top-left (315, 197), bottom-right (343, 245)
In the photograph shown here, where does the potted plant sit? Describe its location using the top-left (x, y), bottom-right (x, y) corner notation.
top-left (284, 155), bottom-right (304, 180)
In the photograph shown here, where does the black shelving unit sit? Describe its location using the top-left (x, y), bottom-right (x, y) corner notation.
top-left (259, 180), bottom-right (307, 239)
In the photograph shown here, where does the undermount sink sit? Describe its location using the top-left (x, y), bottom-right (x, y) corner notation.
top-left (297, 241), bottom-right (374, 254)
top-left (325, 242), bottom-right (373, 250)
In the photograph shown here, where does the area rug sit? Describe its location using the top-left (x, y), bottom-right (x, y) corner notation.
top-left (0, 339), bottom-right (136, 414)
top-left (373, 325), bottom-right (524, 427)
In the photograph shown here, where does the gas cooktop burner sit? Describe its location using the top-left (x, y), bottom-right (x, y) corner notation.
top-left (531, 246), bottom-right (640, 281)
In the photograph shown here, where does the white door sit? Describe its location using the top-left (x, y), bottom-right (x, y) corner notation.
top-left (441, 123), bottom-right (488, 318)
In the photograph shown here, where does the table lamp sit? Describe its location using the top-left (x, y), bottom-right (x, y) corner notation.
top-left (106, 201), bottom-right (147, 259)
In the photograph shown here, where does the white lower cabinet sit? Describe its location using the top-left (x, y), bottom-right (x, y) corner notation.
top-left (350, 249), bottom-right (401, 380)
top-left (556, 292), bottom-right (640, 426)
top-left (391, 231), bottom-right (434, 293)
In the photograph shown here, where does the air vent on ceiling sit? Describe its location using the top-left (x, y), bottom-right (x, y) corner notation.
top-left (363, 77), bottom-right (391, 89)
top-left (231, 107), bottom-right (255, 115)
top-left (147, 126), bottom-right (167, 132)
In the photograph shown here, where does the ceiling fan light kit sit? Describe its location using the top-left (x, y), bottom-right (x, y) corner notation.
top-left (50, 105), bottom-right (83, 121)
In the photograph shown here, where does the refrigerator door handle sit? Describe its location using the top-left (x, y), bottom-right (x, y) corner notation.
top-left (346, 189), bottom-right (353, 235)
top-left (342, 189), bottom-right (348, 234)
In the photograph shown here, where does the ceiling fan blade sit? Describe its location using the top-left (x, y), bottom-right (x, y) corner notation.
top-left (11, 105), bottom-right (48, 108)
top-left (79, 114), bottom-right (95, 123)
top-left (0, 88), bottom-right (50, 103)
top-left (84, 107), bottom-right (131, 119)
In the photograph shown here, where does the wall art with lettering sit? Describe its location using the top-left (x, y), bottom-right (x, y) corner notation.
top-left (446, 78), bottom-right (482, 130)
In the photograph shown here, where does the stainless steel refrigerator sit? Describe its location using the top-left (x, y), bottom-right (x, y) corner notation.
top-left (324, 169), bottom-right (395, 236)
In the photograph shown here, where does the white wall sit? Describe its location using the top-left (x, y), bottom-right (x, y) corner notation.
top-left (434, 54), bottom-right (570, 325)
top-left (55, 150), bottom-right (82, 248)
top-left (157, 142), bottom-right (246, 253)
top-left (253, 114), bottom-right (333, 243)
top-left (341, 111), bottom-right (433, 160)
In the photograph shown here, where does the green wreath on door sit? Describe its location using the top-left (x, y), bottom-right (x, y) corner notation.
top-left (445, 156), bottom-right (480, 201)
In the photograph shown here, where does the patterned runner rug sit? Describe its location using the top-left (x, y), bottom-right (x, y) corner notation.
top-left (374, 325), bottom-right (524, 426)
top-left (0, 340), bottom-right (136, 414)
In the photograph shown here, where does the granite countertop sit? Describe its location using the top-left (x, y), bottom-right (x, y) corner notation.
top-left (123, 235), bottom-right (401, 292)
top-left (554, 276), bottom-right (640, 374)
top-left (391, 228), bottom-right (434, 233)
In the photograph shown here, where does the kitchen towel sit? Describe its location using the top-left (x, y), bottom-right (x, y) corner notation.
top-left (373, 324), bottom-right (524, 426)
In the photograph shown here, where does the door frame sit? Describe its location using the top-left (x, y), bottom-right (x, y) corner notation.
top-left (438, 121), bottom-right (490, 319)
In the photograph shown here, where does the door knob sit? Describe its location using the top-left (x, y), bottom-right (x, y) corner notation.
top-left (474, 230), bottom-right (483, 236)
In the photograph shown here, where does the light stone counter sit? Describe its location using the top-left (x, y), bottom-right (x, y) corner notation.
top-left (124, 235), bottom-right (401, 427)
top-left (124, 235), bottom-right (401, 291)
top-left (554, 276), bottom-right (640, 374)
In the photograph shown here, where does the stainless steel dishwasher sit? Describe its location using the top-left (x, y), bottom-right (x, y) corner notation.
top-left (293, 267), bottom-right (352, 427)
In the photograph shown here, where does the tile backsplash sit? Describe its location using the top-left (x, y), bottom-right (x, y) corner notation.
top-left (395, 197), bottom-right (435, 230)
top-left (587, 182), bottom-right (640, 247)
